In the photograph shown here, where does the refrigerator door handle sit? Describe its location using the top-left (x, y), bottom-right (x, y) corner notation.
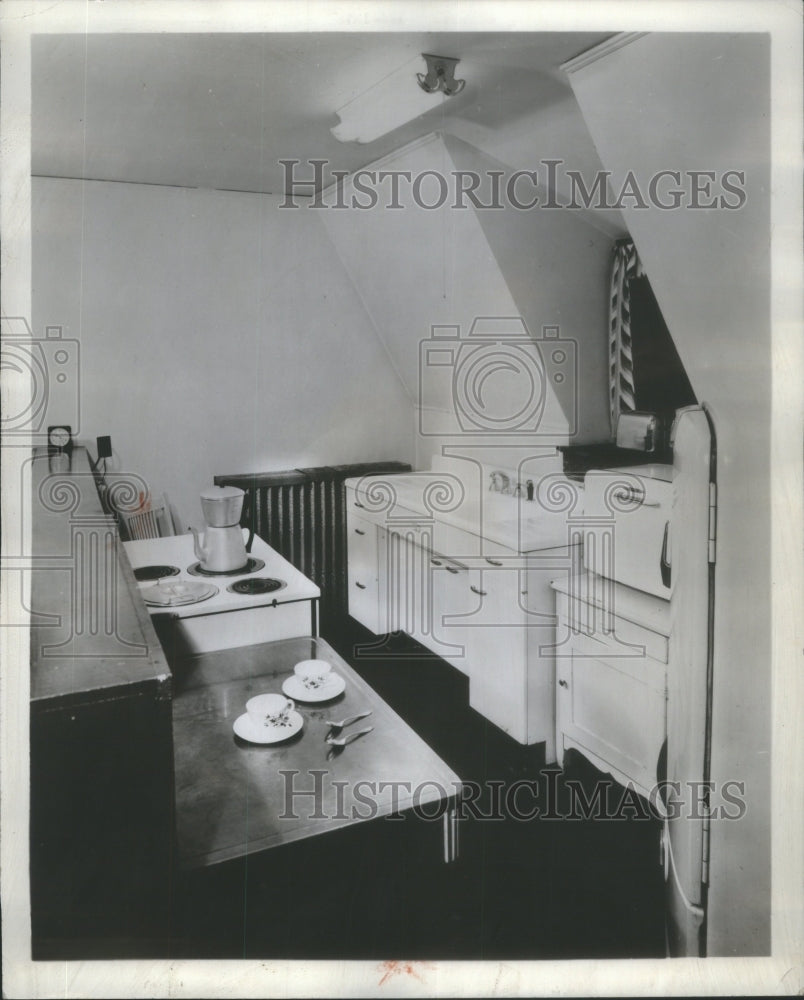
top-left (665, 821), bottom-right (705, 922)
top-left (660, 520), bottom-right (672, 587)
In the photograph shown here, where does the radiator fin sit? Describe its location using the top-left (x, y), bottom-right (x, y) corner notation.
top-left (215, 462), bottom-right (410, 633)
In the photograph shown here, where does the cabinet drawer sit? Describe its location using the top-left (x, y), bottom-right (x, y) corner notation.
top-left (346, 511), bottom-right (379, 578)
top-left (348, 570), bottom-right (382, 634)
top-left (345, 487), bottom-right (382, 526)
top-left (431, 519), bottom-right (514, 562)
top-left (557, 602), bottom-right (668, 664)
top-left (346, 510), bottom-right (382, 633)
top-left (557, 615), bottom-right (668, 670)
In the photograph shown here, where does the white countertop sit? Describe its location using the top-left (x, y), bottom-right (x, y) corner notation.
top-left (346, 473), bottom-right (583, 553)
top-left (123, 532), bottom-right (320, 618)
top-left (550, 570), bottom-right (671, 637)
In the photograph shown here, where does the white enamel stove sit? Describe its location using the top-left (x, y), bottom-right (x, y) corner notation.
top-left (124, 531), bottom-right (320, 654)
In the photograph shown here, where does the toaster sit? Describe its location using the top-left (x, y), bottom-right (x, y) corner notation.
top-left (616, 411), bottom-right (661, 452)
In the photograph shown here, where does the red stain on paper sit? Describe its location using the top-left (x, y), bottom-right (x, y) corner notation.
top-left (377, 960), bottom-right (433, 986)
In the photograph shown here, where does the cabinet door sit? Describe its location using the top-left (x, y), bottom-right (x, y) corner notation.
top-left (347, 510), bottom-right (381, 633)
top-left (465, 563), bottom-right (529, 742)
top-left (557, 629), bottom-right (666, 796)
top-left (428, 557), bottom-right (477, 672)
top-left (380, 530), bottom-right (426, 642)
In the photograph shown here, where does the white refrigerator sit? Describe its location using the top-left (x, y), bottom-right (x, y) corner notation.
top-left (663, 405), bottom-right (717, 956)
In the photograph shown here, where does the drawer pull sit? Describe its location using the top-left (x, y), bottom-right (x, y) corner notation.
top-left (355, 581), bottom-right (366, 590)
top-left (354, 500), bottom-right (365, 508)
top-left (446, 565), bottom-right (459, 575)
top-left (558, 679), bottom-right (568, 689)
top-left (485, 557), bottom-right (503, 566)
top-left (431, 558), bottom-right (443, 566)
top-left (470, 585), bottom-right (487, 596)
top-left (613, 489), bottom-right (660, 508)
top-left (354, 528), bottom-right (365, 535)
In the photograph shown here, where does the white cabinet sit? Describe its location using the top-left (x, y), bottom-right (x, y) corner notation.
top-left (346, 507), bottom-right (384, 634)
top-left (463, 557), bottom-right (563, 757)
top-left (428, 556), bottom-right (477, 673)
top-left (553, 585), bottom-right (668, 799)
top-left (343, 476), bottom-right (572, 754)
top-left (381, 526), bottom-right (431, 641)
top-left (465, 561), bottom-right (528, 737)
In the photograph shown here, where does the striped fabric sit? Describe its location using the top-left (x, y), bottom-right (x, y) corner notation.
top-left (609, 239), bottom-right (643, 436)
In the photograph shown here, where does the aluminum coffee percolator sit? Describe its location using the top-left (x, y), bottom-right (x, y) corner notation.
top-left (190, 485), bottom-right (255, 572)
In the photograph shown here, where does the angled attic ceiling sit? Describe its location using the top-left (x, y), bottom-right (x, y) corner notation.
top-left (32, 31), bottom-right (617, 203)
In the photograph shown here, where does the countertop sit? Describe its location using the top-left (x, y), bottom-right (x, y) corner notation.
top-left (345, 472), bottom-right (583, 554)
top-left (28, 447), bottom-right (171, 708)
top-left (171, 635), bottom-right (462, 869)
top-left (550, 570), bottom-right (671, 637)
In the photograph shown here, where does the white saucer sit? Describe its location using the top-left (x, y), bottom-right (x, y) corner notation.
top-left (282, 673), bottom-right (346, 703)
top-left (233, 709), bottom-right (304, 744)
top-left (142, 581), bottom-right (219, 607)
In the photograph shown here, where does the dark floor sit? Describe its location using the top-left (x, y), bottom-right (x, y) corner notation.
top-left (169, 619), bottom-right (666, 960)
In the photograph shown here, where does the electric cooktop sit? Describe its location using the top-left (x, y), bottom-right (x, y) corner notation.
top-left (226, 577), bottom-right (287, 596)
top-left (186, 557), bottom-right (266, 578)
top-left (133, 564), bottom-right (181, 582)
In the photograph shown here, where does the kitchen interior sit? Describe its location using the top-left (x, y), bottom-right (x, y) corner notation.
top-left (21, 28), bottom-right (775, 964)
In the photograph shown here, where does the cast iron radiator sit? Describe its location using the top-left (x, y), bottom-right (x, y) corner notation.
top-left (214, 462), bottom-right (410, 631)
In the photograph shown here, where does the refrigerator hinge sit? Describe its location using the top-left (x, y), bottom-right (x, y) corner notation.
top-left (701, 802), bottom-right (711, 885)
top-left (707, 482), bottom-right (717, 564)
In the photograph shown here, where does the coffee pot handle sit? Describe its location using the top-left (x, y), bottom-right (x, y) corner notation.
top-left (242, 488), bottom-right (256, 552)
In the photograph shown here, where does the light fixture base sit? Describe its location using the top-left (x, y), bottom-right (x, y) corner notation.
top-left (417, 54), bottom-right (465, 97)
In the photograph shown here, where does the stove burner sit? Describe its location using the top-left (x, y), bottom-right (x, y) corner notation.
top-left (227, 577), bottom-right (287, 596)
top-left (134, 564), bottom-right (181, 582)
top-left (186, 557), bottom-right (266, 578)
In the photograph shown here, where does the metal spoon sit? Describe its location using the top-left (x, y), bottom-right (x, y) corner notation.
top-left (325, 726), bottom-right (373, 747)
top-left (324, 709), bottom-right (372, 732)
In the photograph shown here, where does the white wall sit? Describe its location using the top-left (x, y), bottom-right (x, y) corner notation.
top-left (32, 177), bottom-right (413, 525)
top-left (443, 134), bottom-right (611, 443)
top-left (320, 133), bottom-right (612, 473)
top-left (567, 32), bottom-right (771, 955)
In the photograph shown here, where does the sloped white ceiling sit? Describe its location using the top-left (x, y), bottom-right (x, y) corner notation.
top-left (320, 133), bottom-right (612, 446)
top-left (32, 31), bottom-right (612, 195)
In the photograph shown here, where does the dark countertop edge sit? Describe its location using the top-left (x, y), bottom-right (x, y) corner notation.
top-left (31, 673), bottom-right (171, 715)
top-left (180, 788), bottom-right (463, 870)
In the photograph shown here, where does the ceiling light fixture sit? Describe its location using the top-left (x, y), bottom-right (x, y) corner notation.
top-left (331, 53), bottom-right (465, 145)
top-left (417, 54), bottom-right (466, 97)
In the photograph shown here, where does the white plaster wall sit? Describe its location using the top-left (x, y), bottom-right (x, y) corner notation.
top-left (32, 177), bottom-right (413, 526)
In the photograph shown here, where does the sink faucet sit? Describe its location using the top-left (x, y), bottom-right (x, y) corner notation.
top-left (526, 479), bottom-right (534, 501)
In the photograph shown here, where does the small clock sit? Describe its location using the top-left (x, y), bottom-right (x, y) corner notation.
top-left (47, 424), bottom-right (73, 455)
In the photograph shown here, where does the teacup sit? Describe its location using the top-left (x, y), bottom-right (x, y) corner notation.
top-left (246, 693), bottom-right (295, 729)
top-left (293, 659), bottom-right (332, 690)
